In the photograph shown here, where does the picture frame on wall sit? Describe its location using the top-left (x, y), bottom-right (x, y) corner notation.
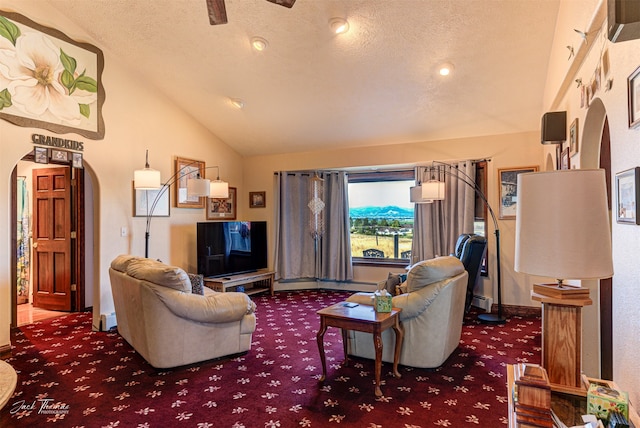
top-left (51, 149), bottom-right (68, 162)
top-left (628, 65), bottom-right (640, 129)
top-left (561, 147), bottom-right (570, 170)
top-left (133, 182), bottom-right (170, 217)
top-left (175, 157), bottom-right (205, 208)
top-left (249, 191), bottom-right (266, 208)
top-left (569, 118), bottom-right (579, 156)
top-left (72, 152), bottom-right (83, 169)
top-left (34, 146), bottom-right (48, 164)
top-left (615, 167), bottom-right (640, 225)
top-left (498, 166), bottom-right (539, 220)
top-left (207, 187), bottom-right (236, 220)
top-left (0, 11), bottom-right (105, 140)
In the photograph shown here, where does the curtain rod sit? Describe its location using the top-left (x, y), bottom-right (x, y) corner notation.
top-left (416, 158), bottom-right (492, 167)
top-left (273, 169), bottom-right (346, 176)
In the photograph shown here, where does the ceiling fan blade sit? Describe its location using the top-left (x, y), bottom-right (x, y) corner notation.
top-left (265, 0), bottom-right (296, 8)
top-left (206, 0), bottom-right (228, 25)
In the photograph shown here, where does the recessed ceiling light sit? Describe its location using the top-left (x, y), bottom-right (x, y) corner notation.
top-left (250, 36), bottom-right (268, 52)
top-left (439, 63), bottom-right (454, 76)
top-left (229, 98), bottom-right (245, 109)
top-left (329, 18), bottom-right (349, 35)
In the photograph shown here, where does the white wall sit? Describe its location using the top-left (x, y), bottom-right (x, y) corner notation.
top-left (0, 2), bottom-right (244, 348)
top-left (541, 0), bottom-right (640, 407)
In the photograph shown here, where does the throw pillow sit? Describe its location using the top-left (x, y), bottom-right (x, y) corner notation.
top-left (379, 272), bottom-right (407, 295)
top-left (188, 273), bottom-right (205, 295)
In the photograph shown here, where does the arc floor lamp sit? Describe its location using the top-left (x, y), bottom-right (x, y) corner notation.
top-left (133, 150), bottom-right (229, 258)
top-left (415, 161), bottom-right (505, 324)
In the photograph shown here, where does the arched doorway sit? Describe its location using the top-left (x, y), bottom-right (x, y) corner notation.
top-left (581, 97), bottom-right (613, 380)
top-left (10, 152), bottom-right (96, 328)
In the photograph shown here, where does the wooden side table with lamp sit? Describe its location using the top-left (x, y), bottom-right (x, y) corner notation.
top-left (512, 170), bottom-right (618, 426)
top-left (514, 169), bottom-right (613, 396)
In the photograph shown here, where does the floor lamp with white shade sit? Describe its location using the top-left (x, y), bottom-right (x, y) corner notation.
top-left (418, 161), bottom-right (506, 324)
top-left (133, 150), bottom-right (229, 258)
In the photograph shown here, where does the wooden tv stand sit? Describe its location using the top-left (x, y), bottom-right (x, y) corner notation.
top-left (204, 270), bottom-right (274, 296)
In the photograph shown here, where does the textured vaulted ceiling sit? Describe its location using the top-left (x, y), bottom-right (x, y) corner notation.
top-left (49, 0), bottom-right (560, 156)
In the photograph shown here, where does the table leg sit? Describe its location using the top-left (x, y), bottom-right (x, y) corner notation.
top-left (373, 330), bottom-right (383, 397)
top-left (392, 318), bottom-right (403, 378)
top-left (317, 317), bottom-right (328, 382)
top-left (341, 328), bottom-right (350, 367)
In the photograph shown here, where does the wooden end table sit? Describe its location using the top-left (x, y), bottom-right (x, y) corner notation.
top-left (316, 302), bottom-right (403, 397)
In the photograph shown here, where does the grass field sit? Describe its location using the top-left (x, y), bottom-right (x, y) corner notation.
top-left (350, 233), bottom-right (412, 258)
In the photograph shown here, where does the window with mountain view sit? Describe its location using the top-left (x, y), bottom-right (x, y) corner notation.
top-left (348, 171), bottom-right (414, 262)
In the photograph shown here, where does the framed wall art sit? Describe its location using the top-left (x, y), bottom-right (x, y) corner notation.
top-left (34, 146), bottom-right (48, 164)
top-left (133, 182), bottom-right (170, 217)
top-left (175, 157), bottom-right (205, 208)
top-left (51, 149), bottom-right (68, 162)
top-left (0, 11), bottom-right (105, 139)
top-left (615, 167), bottom-right (640, 224)
top-left (569, 118), bottom-right (579, 156)
top-left (71, 152), bottom-right (83, 169)
top-left (207, 187), bottom-right (236, 220)
top-left (498, 166), bottom-right (539, 219)
top-left (628, 65), bottom-right (640, 129)
top-left (249, 191), bottom-right (266, 208)
top-left (561, 147), bottom-right (570, 170)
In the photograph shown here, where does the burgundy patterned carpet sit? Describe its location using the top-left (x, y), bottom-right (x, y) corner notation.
top-left (2, 290), bottom-right (541, 427)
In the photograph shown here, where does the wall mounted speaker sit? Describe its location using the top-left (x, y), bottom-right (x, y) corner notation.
top-left (541, 111), bottom-right (566, 144)
top-left (608, 0), bottom-right (640, 42)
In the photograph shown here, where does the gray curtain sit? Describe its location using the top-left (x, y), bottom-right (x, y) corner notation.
top-left (318, 171), bottom-right (353, 281)
top-left (411, 161), bottom-right (476, 263)
top-left (274, 172), bottom-right (317, 280)
top-left (274, 171), bottom-right (353, 281)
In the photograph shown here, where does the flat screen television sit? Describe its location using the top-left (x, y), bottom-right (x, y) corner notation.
top-left (196, 221), bottom-right (267, 278)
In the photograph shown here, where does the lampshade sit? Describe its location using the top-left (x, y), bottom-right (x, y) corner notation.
top-left (187, 177), bottom-right (211, 197)
top-left (209, 180), bottom-right (229, 199)
top-left (134, 168), bottom-right (161, 190)
top-left (410, 185), bottom-right (433, 204)
top-left (422, 180), bottom-right (445, 200)
top-left (514, 169), bottom-right (613, 282)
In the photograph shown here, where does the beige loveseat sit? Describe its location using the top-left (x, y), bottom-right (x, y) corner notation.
top-left (345, 256), bottom-right (468, 369)
top-left (109, 255), bottom-right (256, 369)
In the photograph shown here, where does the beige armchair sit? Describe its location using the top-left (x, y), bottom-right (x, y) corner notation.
top-left (109, 255), bottom-right (256, 369)
top-left (345, 256), bottom-right (468, 368)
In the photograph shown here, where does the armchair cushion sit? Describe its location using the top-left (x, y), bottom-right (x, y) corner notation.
top-left (110, 254), bottom-right (137, 272)
top-left (126, 259), bottom-right (191, 293)
top-left (152, 285), bottom-right (256, 323)
top-left (405, 256), bottom-right (465, 292)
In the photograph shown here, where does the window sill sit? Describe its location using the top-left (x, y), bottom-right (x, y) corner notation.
top-left (352, 258), bottom-right (410, 269)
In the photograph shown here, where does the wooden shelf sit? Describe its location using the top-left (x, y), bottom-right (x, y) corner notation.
top-left (204, 270), bottom-right (274, 296)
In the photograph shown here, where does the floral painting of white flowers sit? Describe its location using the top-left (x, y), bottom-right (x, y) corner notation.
top-left (0, 11), bottom-right (105, 139)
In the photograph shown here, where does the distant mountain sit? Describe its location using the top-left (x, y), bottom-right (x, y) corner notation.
top-left (349, 205), bottom-right (414, 219)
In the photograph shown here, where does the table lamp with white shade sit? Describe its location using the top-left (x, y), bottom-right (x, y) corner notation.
top-left (514, 169), bottom-right (613, 394)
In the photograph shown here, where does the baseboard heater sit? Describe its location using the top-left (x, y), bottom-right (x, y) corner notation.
top-left (100, 312), bottom-right (117, 331)
top-left (472, 295), bottom-right (493, 312)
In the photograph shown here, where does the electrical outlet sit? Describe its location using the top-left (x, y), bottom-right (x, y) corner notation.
top-left (120, 227), bottom-right (127, 237)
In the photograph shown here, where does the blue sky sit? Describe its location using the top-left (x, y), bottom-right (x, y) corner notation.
top-left (348, 181), bottom-right (414, 209)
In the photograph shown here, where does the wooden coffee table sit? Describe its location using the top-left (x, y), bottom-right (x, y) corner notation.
top-left (316, 302), bottom-right (403, 397)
